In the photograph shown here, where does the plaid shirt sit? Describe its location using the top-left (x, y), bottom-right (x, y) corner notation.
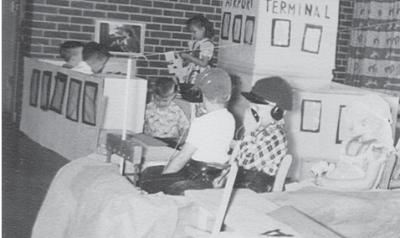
top-left (236, 121), bottom-right (288, 176)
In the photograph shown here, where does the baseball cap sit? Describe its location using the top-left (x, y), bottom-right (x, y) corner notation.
top-left (241, 77), bottom-right (293, 110)
top-left (194, 68), bottom-right (232, 103)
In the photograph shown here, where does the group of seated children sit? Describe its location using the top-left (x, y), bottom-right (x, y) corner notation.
top-left (57, 13), bottom-right (396, 195)
top-left (59, 41), bottom-right (111, 75)
top-left (139, 69), bottom-right (297, 195)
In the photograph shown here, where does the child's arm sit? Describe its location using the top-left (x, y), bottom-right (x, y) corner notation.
top-left (162, 142), bottom-right (197, 174)
top-left (317, 159), bottom-right (383, 190)
top-left (180, 52), bottom-right (210, 67)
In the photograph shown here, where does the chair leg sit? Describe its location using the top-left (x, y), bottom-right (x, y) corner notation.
top-left (119, 157), bottom-right (126, 175)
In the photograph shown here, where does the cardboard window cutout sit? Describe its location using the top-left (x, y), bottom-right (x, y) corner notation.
top-left (232, 15), bottom-right (243, 43)
top-left (40, 71), bottom-right (52, 110)
top-left (221, 12), bottom-right (231, 40)
top-left (66, 78), bottom-right (82, 122)
top-left (300, 99), bottom-right (322, 132)
top-left (30, 69), bottom-right (41, 107)
top-left (244, 16), bottom-right (255, 45)
top-left (271, 19), bottom-right (291, 47)
top-left (335, 105), bottom-right (347, 144)
top-left (82, 81), bottom-right (98, 126)
top-left (302, 24), bottom-right (323, 54)
top-left (50, 72), bottom-right (68, 114)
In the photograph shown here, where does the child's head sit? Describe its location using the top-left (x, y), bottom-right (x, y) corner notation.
top-left (186, 14), bottom-right (214, 41)
top-left (193, 68), bottom-right (231, 110)
top-left (242, 77), bottom-right (293, 130)
top-left (82, 42), bottom-right (111, 74)
top-left (153, 77), bottom-right (178, 108)
top-left (59, 41), bottom-right (84, 67)
top-left (345, 94), bottom-right (393, 145)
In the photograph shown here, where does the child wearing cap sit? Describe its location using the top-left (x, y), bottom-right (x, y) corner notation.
top-left (221, 77), bottom-right (293, 193)
top-left (144, 77), bottom-right (190, 145)
top-left (140, 68), bottom-right (235, 195)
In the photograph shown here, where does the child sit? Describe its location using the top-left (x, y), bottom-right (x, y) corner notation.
top-left (179, 14), bottom-right (215, 83)
top-left (144, 77), bottom-right (190, 145)
top-left (78, 42), bottom-right (111, 74)
top-left (214, 77), bottom-right (293, 193)
top-left (311, 94), bottom-right (395, 190)
top-left (140, 68), bottom-right (235, 195)
top-left (59, 41), bottom-right (84, 69)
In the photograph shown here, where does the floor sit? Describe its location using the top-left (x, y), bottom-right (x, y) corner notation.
top-left (2, 114), bottom-right (69, 238)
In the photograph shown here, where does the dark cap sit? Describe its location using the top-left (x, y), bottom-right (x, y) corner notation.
top-left (241, 77), bottom-right (293, 110)
top-left (82, 42), bottom-right (112, 61)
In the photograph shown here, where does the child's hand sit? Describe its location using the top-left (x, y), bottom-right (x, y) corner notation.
top-left (179, 52), bottom-right (191, 60)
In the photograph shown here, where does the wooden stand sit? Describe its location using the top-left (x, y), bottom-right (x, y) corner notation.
top-left (106, 133), bottom-right (143, 186)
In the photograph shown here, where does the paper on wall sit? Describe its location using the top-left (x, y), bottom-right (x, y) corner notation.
top-left (102, 77), bottom-right (147, 133)
top-left (302, 26), bottom-right (322, 53)
top-left (273, 20), bottom-right (290, 46)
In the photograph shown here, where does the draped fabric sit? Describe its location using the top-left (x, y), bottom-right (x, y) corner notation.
top-left (345, 0), bottom-right (400, 91)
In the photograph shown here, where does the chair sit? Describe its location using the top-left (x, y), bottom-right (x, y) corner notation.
top-left (378, 153), bottom-right (399, 189)
top-left (272, 155), bottom-right (293, 192)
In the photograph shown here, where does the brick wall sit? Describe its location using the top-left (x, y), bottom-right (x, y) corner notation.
top-left (333, 0), bottom-right (355, 83)
top-left (22, 0), bottom-right (222, 80)
top-left (22, 0), bottom-right (353, 81)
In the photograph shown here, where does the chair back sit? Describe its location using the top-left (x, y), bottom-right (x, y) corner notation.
top-left (272, 155), bottom-right (293, 192)
top-left (375, 153), bottom-right (398, 189)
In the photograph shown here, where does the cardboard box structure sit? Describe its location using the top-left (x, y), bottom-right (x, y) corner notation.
top-left (20, 58), bottom-right (147, 160)
top-left (285, 84), bottom-right (399, 179)
top-left (217, 0), bottom-right (399, 179)
top-left (218, 0), bottom-right (340, 90)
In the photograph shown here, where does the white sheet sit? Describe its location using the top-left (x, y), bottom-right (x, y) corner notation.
top-left (261, 187), bottom-right (400, 238)
top-left (31, 155), bottom-right (193, 238)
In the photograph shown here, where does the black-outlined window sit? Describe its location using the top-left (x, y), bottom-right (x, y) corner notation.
top-left (82, 81), bottom-right (98, 126)
top-left (232, 15), bottom-right (243, 43)
top-left (271, 19), bottom-right (291, 47)
top-left (300, 99), bottom-right (322, 133)
top-left (49, 72), bottom-right (68, 114)
top-left (301, 24), bottom-right (323, 54)
top-left (221, 12), bottom-right (231, 40)
top-left (66, 78), bottom-right (82, 122)
top-left (244, 16), bottom-right (255, 45)
top-left (335, 105), bottom-right (347, 144)
top-left (40, 71), bottom-right (52, 110)
top-left (30, 69), bottom-right (41, 107)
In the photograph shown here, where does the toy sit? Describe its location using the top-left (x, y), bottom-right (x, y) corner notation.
top-left (165, 51), bottom-right (190, 83)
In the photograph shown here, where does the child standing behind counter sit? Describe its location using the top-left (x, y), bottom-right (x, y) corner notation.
top-left (179, 14), bottom-right (215, 83)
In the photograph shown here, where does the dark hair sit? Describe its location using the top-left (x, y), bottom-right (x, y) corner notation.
top-left (154, 77), bottom-right (177, 98)
top-left (59, 41), bottom-right (84, 60)
top-left (186, 14), bottom-right (214, 39)
top-left (82, 42), bottom-right (111, 61)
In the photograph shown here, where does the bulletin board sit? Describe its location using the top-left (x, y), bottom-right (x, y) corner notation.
top-left (20, 58), bottom-right (105, 160)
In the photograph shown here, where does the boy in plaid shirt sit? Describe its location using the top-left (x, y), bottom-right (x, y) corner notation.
top-left (235, 77), bottom-right (293, 193)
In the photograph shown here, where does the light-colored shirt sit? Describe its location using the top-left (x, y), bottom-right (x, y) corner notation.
top-left (186, 108), bottom-right (235, 164)
top-left (71, 61), bottom-right (92, 74)
top-left (144, 101), bottom-right (190, 139)
top-left (186, 38), bottom-right (214, 83)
